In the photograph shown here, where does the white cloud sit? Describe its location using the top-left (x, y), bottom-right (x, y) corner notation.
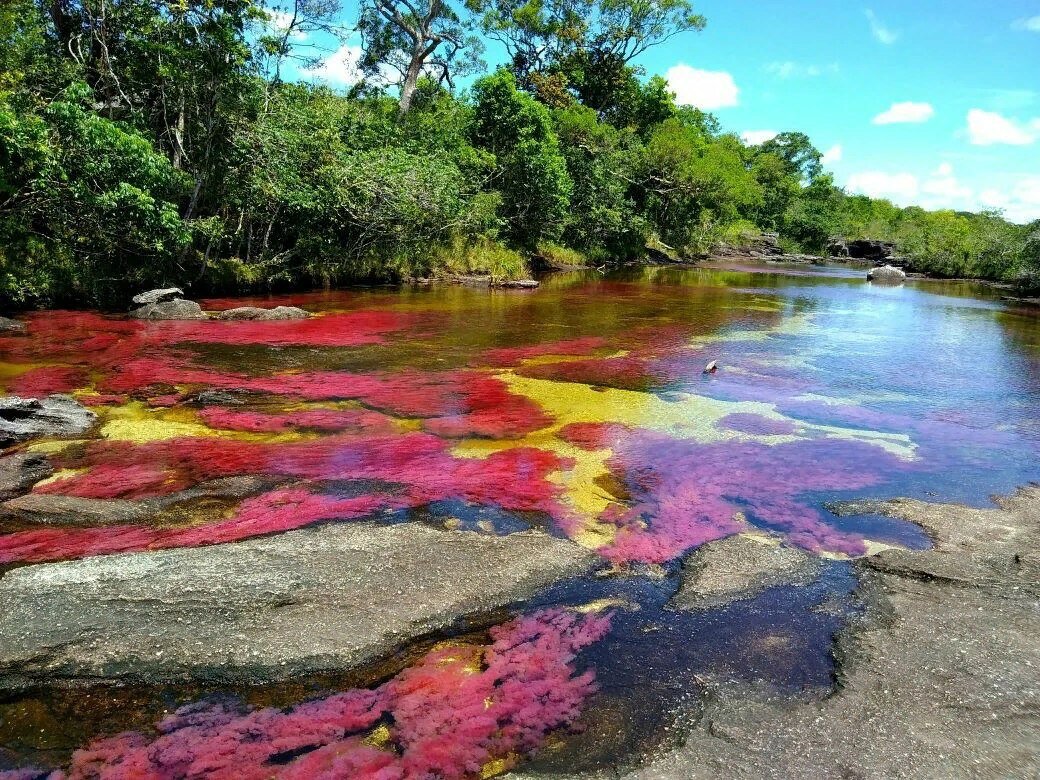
top-left (866, 9), bottom-right (899, 45)
top-left (666, 65), bottom-right (739, 110)
top-left (821, 144), bottom-right (843, 165)
top-left (981, 178), bottom-right (1040, 223)
top-left (309, 44), bottom-right (365, 85)
top-left (765, 61), bottom-right (837, 79)
top-left (741, 130), bottom-right (778, 145)
top-left (872, 102), bottom-right (935, 125)
top-left (921, 164), bottom-right (973, 205)
top-left (847, 171), bottom-right (919, 201)
top-left (1012, 16), bottom-right (1040, 32)
top-left (966, 109), bottom-right (1036, 145)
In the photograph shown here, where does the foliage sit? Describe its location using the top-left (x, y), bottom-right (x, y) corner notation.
top-left (0, 0), bottom-right (1032, 308)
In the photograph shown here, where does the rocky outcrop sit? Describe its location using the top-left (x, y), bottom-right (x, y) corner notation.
top-left (214, 306), bottom-right (310, 321)
top-left (130, 298), bottom-right (207, 320)
top-left (131, 288), bottom-right (185, 306)
top-left (0, 395), bottom-right (96, 448)
top-left (826, 237), bottom-right (849, 258)
top-left (522, 488), bottom-right (1040, 780)
top-left (0, 523), bottom-right (599, 686)
top-left (669, 534), bottom-right (822, 611)
top-left (0, 316), bottom-right (25, 333)
top-left (847, 238), bottom-right (896, 262)
top-left (867, 264), bottom-right (907, 284)
top-left (1, 493), bottom-right (152, 526)
top-left (0, 453), bottom-right (53, 501)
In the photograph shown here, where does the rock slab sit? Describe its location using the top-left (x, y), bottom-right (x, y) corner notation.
top-left (214, 306), bottom-right (310, 320)
top-left (0, 453), bottom-right (53, 500)
top-left (0, 523), bottom-right (599, 687)
top-left (0, 395), bottom-right (96, 447)
top-left (130, 299), bottom-right (207, 320)
top-left (669, 534), bottom-right (821, 611)
top-left (131, 288), bottom-right (184, 306)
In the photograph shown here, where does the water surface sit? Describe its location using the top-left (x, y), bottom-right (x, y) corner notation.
top-left (1, 263), bottom-right (1039, 777)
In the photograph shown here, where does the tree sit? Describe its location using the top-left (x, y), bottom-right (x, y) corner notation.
top-left (358, 0), bottom-right (481, 116)
top-left (755, 132), bottom-right (823, 183)
top-left (469, 0), bottom-right (704, 101)
top-left (472, 70), bottom-right (572, 246)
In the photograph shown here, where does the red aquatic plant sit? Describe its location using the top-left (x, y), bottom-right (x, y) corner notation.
top-left (197, 407), bottom-right (395, 434)
top-left (4, 608), bottom-right (611, 780)
top-left (33, 463), bottom-right (187, 500)
top-left (6, 366), bottom-right (89, 396)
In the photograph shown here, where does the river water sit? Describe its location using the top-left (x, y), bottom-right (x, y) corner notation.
top-left (1, 263), bottom-right (1039, 777)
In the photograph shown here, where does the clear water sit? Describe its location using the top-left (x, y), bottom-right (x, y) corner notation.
top-left (1, 263), bottom-right (1038, 777)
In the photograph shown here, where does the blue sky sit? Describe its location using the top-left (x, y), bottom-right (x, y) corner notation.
top-left (278, 1), bottom-right (1040, 223)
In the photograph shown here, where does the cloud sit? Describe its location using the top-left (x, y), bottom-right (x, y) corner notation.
top-left (872, 102), bottom-right (935, 125)
top-left (980, 177), bottom-right (1040, 223)
top-left (821, 144), bottom-right (843, 165)
top-left (765, 61), bottom-right (838, 79)
top-left (865, 9), bottom-right (899, 45)
top-left (1012, 16), bottom-right (1040, 32)
top-left (666, 65), bottom-right (739, 110)
top-left (846, 171), bottom-right (919, 201)
top-left (920, 163), bottom-right (973, 205)
top-left (309, 44), bottom-right (365, 85)
top-left (966, 109), bottom-right (1037, 145)
top-left (741, 130), bottom-right (779, 145)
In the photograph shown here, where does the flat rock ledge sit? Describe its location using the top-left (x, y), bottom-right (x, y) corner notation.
top-left (0, 522), bottom-right (599, 688)
top-left (669, 533), bottom-right (822, 611)
top-left (213, 306), bottom-right (310, 320)
top-left (513, 487), bottom-right (1040, 780)
top-left (0, 395), bottom-right (97, 448)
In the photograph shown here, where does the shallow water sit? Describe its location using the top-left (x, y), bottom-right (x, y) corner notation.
top-left (1, 263), bottom-right (1039, 777)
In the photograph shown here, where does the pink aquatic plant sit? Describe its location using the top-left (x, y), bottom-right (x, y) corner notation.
top-left (197, 407), bottom-right (395, 435)
top-left (2, 608), bottom-right (611, 780)
top-left (559, 423), bottom-right (903, 562)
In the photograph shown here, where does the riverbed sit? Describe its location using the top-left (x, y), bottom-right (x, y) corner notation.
top-left (1, 262), bottom-right (1039, 778)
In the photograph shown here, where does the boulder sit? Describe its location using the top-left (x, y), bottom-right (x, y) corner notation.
top-left (0, 316), bottom-right (25, 333)
top-left (669, 534), bottom-right (821, 611)
top-left (1, 493), bottom-right (152, 527)
top-left (131, 287), bottom-right (184, 306)
top-left (130, 299), bottom-right (207, 320)
top-left (867, 264), bottom-right (907, 284)
top-left (214, 306), bottom-right (310, 321)
top-left (0, 523), bottom-right (600, 685)
top-left (847, 239), bottom-right (896, 262)
top-left (0, 453), bottom-right (53, 501)
top-left (0, 395), bottom-right (96, 448)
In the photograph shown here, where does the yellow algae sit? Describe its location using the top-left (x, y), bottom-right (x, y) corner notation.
top-left (481, 756), bottom-right (519, 778)
top-left (25, 439), bottom-right (86, 455)
top-left (96, 401), bottom-right (308, 444)
top-left (569, 597), bottom-right (640, 614)
top-left (32, 467), bottom-right (88, 489)
top-left (361, 724), bottom-right (392, 748)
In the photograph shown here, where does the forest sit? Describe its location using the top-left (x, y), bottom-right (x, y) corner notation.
top-left (1, 0), bottom-right (1038, 308)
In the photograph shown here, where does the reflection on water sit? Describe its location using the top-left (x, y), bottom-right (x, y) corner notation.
top-left (2, 263), bottom-right (1039, 776)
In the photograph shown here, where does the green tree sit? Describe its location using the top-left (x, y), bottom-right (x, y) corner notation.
top-left (471, 70), bottom-right (572, 246)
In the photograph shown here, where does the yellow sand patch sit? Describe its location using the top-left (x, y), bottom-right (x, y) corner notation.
top-left (96, 402), bottom-right (307, 444)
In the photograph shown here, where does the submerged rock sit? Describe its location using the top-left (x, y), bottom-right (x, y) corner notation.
top-left (131, 287), bottom-right (184, 306)
top-left (0, 316), bottom-right (25, 333)
top-left (130, 299), bottom-right (207, 320)
top-left (0, 395), bottom-right (96, 447)
top-left (669, 534), bottom-right (822, 610)
top-left (498, 279), bottom-right (540, 289)
top-left (0, 523), bottom-right (599, 686)
top-left (867, 264), bottom-right (907, 284)
top-left (0, 453), bottom-right (53, 500)
top-left (214, 306), bottom-right (310, 321)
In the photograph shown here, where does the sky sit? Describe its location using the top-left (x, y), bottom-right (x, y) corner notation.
top-left (278, 1), bottom-right (1040, 223)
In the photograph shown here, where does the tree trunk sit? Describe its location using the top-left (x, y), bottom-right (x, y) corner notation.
top-left (397, 45), bottom-right (426, 117)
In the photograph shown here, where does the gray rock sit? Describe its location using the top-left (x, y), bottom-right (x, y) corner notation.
top-left (0, 523), bottom-right (599, 686)
top-left (0, 395), bottom-right (96, 447)
top-left (867, 264), bottom-right (907, 284)
top-left (0, 453), bottom-right (53, 500)
top-left (131, 287), bottom-right (184, 306)
top-left (214, 306), bottom-right (310, 321)
top-left (826, 237), bottom-right (849, 258)
top-left (130, 299), bottom-right (207, 320)
top-left (498, 279), bottom-right (540, 289)
top-left (0, 316), bottom-right (25, 333)
top-left (1, 493), bottom-right (152, 526)
top-left (147, 475), bottom-right (285, 509)
top-left (847, 238), bottom-right (896, 262)
top-left (544, 488), bottom-right (1040, 780)
top-left (187, 389), bottom-right (247, 406)
top-left (669, 534), bottom-right (822, 611)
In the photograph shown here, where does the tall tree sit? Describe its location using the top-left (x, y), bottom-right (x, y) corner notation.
top-left (358, 0), bottom-right (480, 116)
